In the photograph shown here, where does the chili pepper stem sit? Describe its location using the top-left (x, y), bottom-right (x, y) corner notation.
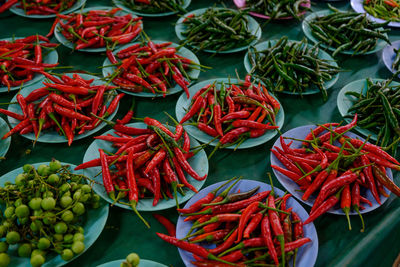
top-left (277, 235), bottom-right (285, 267)
top-left (130, 200), bottom-right (150, 229)
top-left (354, 206), bottom-right (365, 233)
top-left (344, 207), bottom-right (352, 231)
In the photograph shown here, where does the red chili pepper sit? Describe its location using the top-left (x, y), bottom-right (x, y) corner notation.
top-left (291, 211), bottom-right (304, 240)
top-left (243, 212), bottom-right (263, 239)
top-left (99, 149), bottom-right (115, 198)
top-left (271, 148), bottom-right (303, 176)
top-left (153, 214), bottom-right (176, 237)
top-left (261, 215), bottom-right (278, 265)
top-left (302, 123), bottom-right (339, 147)
top-left (236, 201), bottom-right (260, 243)
top-left (197, 122), bottom-right (219, 137)
top-left (173, 147), bottom-right (207, 181)
top-left (144, 117), bottom-right (175, 138)
top-left (172, 157), bottom-right (197, 193)
top-left (2, 119), bottom-right (31, 139)
top-left (0, 0), bottom-right (18, 13)
top-left (114, 123), bottom-right (152, 135)
top-left (351, 182), bottom-right (365, 232)
top-left (267, 194), bottom-right (285, 266)
top-left (341, 184), bottom-right (352, 231)
top-left (372, 165), bottom-right (400, 197)
top-left (0, 108), bottom-right (24, 121)
top-left (347, 137), bottom-right (399, 165)
top-left (53, 103), bottom-right (91, 121)
top-left (144, 148), bottom-right (167, 174)
top-left (180, 97), bottom-right (205, 124)
top-left (271, 165), bottom-right (310, 187)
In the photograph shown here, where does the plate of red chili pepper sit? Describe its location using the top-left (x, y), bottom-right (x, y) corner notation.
top-left (102, 40), bottom-right (200, 98)
top-left (0, 117), bottom-right (11, 159)
top-left (2, 0), bottom-right (86, 18)
top-left (97, 259), bottom-right (167, 267)
top-left (54, 6), bottom-right (143, 52)
top-left (80, 122), bottom-right (208, 213)
top-left (5, 73), bottom-right (120, 144)
top-left (0, 36), bottom-right (59, 93)
top-left (270, 124), bottom-right (393, 218)
top-left (173, 179), bottom-right (318, 267)
top-left (351, 0), bottom-right (400, 28)
top-left (175, 77), bottom-right (284, 149)
top-left (112, 0), bottom-right (191, 17)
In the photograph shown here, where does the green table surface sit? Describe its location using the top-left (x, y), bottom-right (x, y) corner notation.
top-left (1, 1), bottom-right (400, 267)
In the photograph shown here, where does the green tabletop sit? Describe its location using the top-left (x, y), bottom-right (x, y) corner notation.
top-left (0, 1), bottom-right (400, 267)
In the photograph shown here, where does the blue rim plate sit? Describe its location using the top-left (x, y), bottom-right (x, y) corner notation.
top-left (175, 78), bottom-right (285, 149)
top-left (176, 179), bottom-right (319, 267)
top-left (112, 0), bottom-right (191, 17)
top-left (97, 259), bottom-right (167, 267)
top-left (0, 162), bottom-right (109, 267)
top-left (0, 37), bottom-right (58, 93)
top-left (7, 73), bottom-right (119, 143)
top-left (102, 40), bottom-right (200, 97)
top-left (0, 117), bottom-right (11, 159)
top-left (270, 125), bottom-right (392, 215)
top-left (54, 6), bottom-right (142, 53)
top-left (302, 10), bottom-right (389, 55)
top-left (336, 78), bottom-right (399, 142)
top-left (351, 0), bottom-right (400, 28)
top-left (244, 39), bottom-right (339, 95)
top-left (382, 40), bottom-right (400, 74)
top-left (82, 122), bottom-right (208, 211)
top-left (175, 8), bottom-right (262, 54)
top-left (9, 0), bottom-right (86, 19)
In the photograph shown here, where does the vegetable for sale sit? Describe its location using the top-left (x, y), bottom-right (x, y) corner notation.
top-left (120, 0), bottom-right (187, 14)
top-left (121, 252), bottom-right (140, 267)
top-left (243, 0), bottom-right (310, 20)
top-left (1, 72), bottom-right (121, 145)
top-left (307, 6), bottom-right (390, 56)
top-left (271, 116), bottom-right (400, 231)
top-left (159, 177), bottom-right (311, 266)
top-left (105, 37), bottom-right (199, 97)
top-left (247, 36), bottom-right (340, 100)
top-left (0, 160), bottom-right (100, 267)
top-left (179, 8), bottom-right (259, 52)
top-left (0, 35), bottom-right (59, 91)
top-left (56, 7), bottom-right (142, 50)
top-left (0, 0), bottom-right (78, 15)
top-left (364, 0), bottom-right (400, 22)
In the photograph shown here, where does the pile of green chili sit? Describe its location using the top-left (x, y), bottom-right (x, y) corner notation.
top-left (247, 36), bottom-right (340, 101)
top-left (244, 0), bottom-right (309, 19)
top-left (364, 0), bottom-right (400, 22)
top-left (345, 78), bottom-right (400, 154)
top-left (308, 5), bottom-right (390, 56)
top-left (392, 48), bottom-right (400, 71)
top-left (122, 0), bottom-right (186, 14)
top-left (180, 8), bottom-right (258, 52)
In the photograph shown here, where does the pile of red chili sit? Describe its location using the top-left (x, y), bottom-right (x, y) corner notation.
top-left (180, 75), bottom-right (280, 147)
top-left (157, 177), bottom-right (311, 266)
top-left (75, 116), bottom-right (207, 227)
top-left (0, 0), bottom-right (77, 15)
top-left (106, 38), bottom-right (196, 97)
top-left (56, 7), bottom-right (142, 50)
top-left (271, 115), bottom-right (400, 231)
top-left (0, 72), bottom-right (121, 145)
top-left (0, 35), bottom-right (58, 91)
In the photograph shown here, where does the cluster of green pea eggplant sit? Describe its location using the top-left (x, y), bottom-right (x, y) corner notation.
top-left (181, 8), bottom-right (257, 52)
top-left (248, 36), bottom-right (340, 101)
top-left (244, 0), bottom-right (309, 19)
top-left (0, 160), bottom-right (100, 267)
top-left (308, 5), bottom-right (391, 56)
top-left (364, 0), bottom-right (400, 23)
top-left (345, 78), bottom-right (400, 155)
top-left (123, 0), bottom-right (186, 14)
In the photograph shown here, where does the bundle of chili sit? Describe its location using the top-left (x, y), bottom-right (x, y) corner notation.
top-left (0, 35), bottom-right (59, 91)
top-left (244, 0), bottom-right (310, 20)
top-left (364, 0), bottom-right (400, 22)
top-left (56, 7), bottom-right (142, 50)
top-left (180, 74), bottom-right (281, 149)
top-left (271, 116), bottom-right (400, 231)
top-left (105, 37), bottom-right (198, 97)
top-left (180, 8), bottom-right (258, 52)
top-left (121, 0), bottom-right (187, 14)
top-left (1, 72), bottom-right (121, 146)
top-left (159, 178), bottom-right (311, 266)
top-left (75, 117), bottom-right (207, 227)
top-left (0, 0), bottom-right (78, 15)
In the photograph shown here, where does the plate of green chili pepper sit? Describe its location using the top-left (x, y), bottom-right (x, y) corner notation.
top-left (0, 117), bottom-right (10, 160)
top-left (337, 78), bottom-right (400, 150)
top-left (175, 7), bottom-right (262, 54)
top-left (9, 0), bottom-right (86, 19)
top-left (102, 40), bottom-right (201, 98)
top-left (244, 37), bottom-right (340, 100)
top-left (176, 179), bottom-right (318, 267)
top-left (382, 40), bottom-right (400, 74)
top-left (0, 161), bottom-right (109, 267)
top-left (112, 0), bottom-right (190, 17)
top-left (0, 37), bottom-right (59, 93)
top-left (7, 73), bottom-right (119, 144)
top-left (352, 0), bottom-right (400, 27)
top-left (175, 78), bottom-right (285, 149)
top-left (302, 9), bottom-right (390, 56)
top-left (233, 0), bottom-right (310, 20)
top-left (82, 122), bottom-right (208, 212)
top-left (271, 125), bottom-right (392, 215)
top-left (97, 259), bottom-right (167, 267)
